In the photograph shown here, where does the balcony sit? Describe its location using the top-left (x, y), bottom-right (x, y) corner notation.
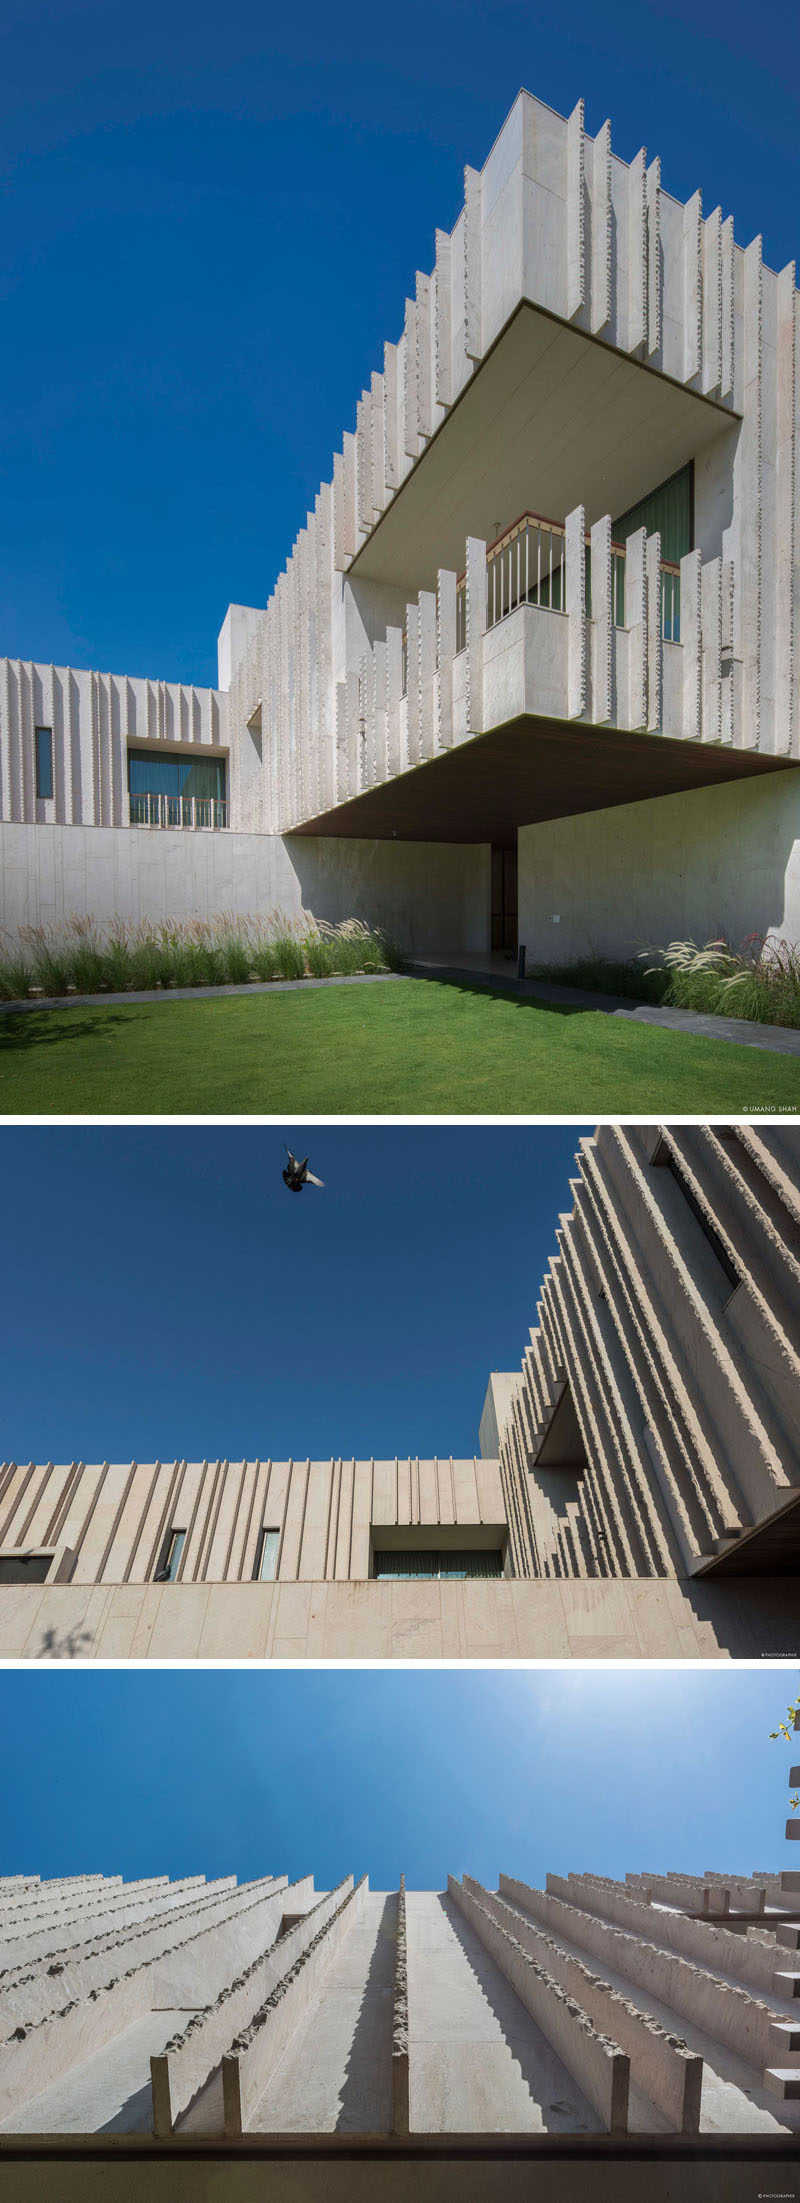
top-left (400, 513), bottom-right (680, 696)
top-left (129, 792), bottom-right (229, 831)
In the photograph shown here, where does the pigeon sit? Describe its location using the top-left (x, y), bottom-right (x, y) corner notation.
top-left (282, 1146), bottom-right (324, 1194)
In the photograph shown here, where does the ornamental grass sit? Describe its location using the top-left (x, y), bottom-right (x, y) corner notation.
top-left (0, 911), bottom-right (399, 1001)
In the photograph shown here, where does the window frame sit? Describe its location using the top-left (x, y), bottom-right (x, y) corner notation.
top-left (35, 725), bottom-right (54, 801)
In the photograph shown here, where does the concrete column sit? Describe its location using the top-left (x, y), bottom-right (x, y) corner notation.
top-left (386, 628), bottom-right (403, 774)
top-left (416, 272), bottom-right (432, 443)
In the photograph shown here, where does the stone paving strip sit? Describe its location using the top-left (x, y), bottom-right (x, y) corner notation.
top-left (405, 959), bottom-right (800, 1057)
top-left (151, 1876), bottom-right (357, 2137)
top-left (447, 1877), bottom-right (630, 2134)
top-left (0, 973), bottom-right (405, 1014)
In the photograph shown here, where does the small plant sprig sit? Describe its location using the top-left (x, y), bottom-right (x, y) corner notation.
top-left (769, 1691), bottom-right (800, 1813)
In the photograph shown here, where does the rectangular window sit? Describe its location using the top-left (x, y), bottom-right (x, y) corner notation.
top-left (35, 726), bottom-right (53, 801)
top-left (373, 1549), bottom-right (502, 1581)
top-left (127, 750), bottom-right (226, 801)
top-left (255, 1528), bottom-right (280, 1582)
top-left (156, 1529), bottom-right (186, 1582)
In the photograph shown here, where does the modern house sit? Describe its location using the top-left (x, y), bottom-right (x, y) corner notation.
top-left (2, 89), bottom-right (800, 962)
top-left (1, 1125), bottom-right (798, 1659)
top-left (2, 1842), bottom-right (800, 2199)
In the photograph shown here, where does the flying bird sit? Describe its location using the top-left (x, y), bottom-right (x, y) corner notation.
top-left (283, 1146), bottom-right (324, 1194)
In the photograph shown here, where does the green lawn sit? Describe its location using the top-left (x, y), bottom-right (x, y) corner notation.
top-left (0, 977), bottom-right (798, 1114)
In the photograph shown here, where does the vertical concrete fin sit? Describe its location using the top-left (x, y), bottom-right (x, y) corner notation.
top-left (383, 341), bottom-right (400, 491)
top-left (464, 165), bottom-right (483, 362)
top-left (628, 148), bottom-right (647, 354)
top-left (646, 156), bottom-right (661, 357)
top-left (416, 271), bottom-right (432, 443)
top-left (434, 228), bottom-right (452, 407)
top-left (683, 190), bottom-right (703, 385)
top-left (590, 515), bottom-right (613, 725)
top-left (402, 302), bottom-right (418, 459)
top-left (566, 506), bottom-right (587, 718)
top-left (436, 569), bottom-right (457, 749)
top-left (566, 99), bottom-right (585, 319)
top-left (720, 215), bottom-right (735, 399)
top-left (591, 121), bottom-right (612, 334)
top-left (465, 537), bottom-right (486, 736)
top-left (625, 528), bottom-right (647, 728)
top-left (681, 549), bottom-right (703, 741)
top-left (646, 531), bottom-right (662, 732)
top-left (392, 1876), bottom-right (410, 2136)
top-left (776, 265), bottom-right (799, 757)
top-left (702, 207), bottom-right (723, 396)
top-left (701, 557), bottom-right (723, 743)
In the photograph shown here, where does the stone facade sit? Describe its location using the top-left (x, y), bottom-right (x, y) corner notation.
top-left (2, 1850), bottom-right (799, 2180)
top-left (1, 1125), bottom-right (798, 1660)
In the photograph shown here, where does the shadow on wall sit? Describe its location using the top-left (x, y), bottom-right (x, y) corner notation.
top-left (286, 837), bottom-right (491, 957)
top-left (517, 768), bottom-right (800, 967)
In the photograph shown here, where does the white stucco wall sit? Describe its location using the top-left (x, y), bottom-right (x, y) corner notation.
top-left (0, 824), bottom-right (490, 955)
top-left (517, 768), bottom-right (800, 964)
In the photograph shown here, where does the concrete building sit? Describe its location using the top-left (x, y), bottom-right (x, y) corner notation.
top-left (2, 1844), bottom-right (800, 2199)
top-left (3, 88), bottom-right (800, 962)
top-left (0, 1124), bottom-right (798, 1660)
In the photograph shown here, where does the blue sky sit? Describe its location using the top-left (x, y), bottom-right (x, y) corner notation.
top-left (2, 0), bottom-right (799, 685)
top-left (1, 1668), bottom-right (797, 1888)
top-left (0, 1123), bottom-right (592, 1463)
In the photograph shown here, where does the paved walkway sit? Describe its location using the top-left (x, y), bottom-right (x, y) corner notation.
top-left (406, 955), bottom-right (800, 1058)
top-left (0, 971), bottom-right (405, 1015)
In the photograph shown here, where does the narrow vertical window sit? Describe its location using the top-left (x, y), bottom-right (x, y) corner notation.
top-left (255, 1528), bottom-right (280, 1582)
top-left (35, 726), bottom-right (53, 800)
top-left (155, 1529), bottom-right (186, 1582)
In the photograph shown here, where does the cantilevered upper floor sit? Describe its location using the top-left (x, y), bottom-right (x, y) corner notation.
top-left (223, 88), bottom-right (800, 840)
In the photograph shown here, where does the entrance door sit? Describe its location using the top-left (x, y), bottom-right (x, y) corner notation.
top-left (490, 844), bottom-right (517, 953)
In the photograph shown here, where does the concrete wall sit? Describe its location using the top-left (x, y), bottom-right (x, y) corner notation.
top-left (0, 1458), bottom-right (506, 1596)
top-left (518, 769), bottom-right (800, 964)
top-left (0, 661), bottom-right (225, 828)
top-left (0, 1573), bottom-right (797, 1662)
top-left (0, 822), bottom-right (488, 954)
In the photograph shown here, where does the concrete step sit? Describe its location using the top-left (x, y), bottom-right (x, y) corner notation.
top-left (772, 1971), bottom-right (800, 1998)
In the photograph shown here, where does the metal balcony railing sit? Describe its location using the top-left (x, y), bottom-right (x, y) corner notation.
top-left (129, 793), bottom-right (228, 830)
top-left (453, 512), bottom-right (682, 654)
top-left (399, 514), bottom-right (681, 694)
